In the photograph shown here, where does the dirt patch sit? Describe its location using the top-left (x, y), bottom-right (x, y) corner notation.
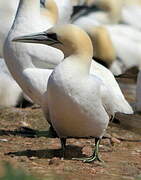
top-left (0, 106), bottom-right (140, 180)
top-left (0, 80), bottom-right (141, 180)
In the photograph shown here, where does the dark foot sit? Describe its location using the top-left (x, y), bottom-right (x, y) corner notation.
top-left (60, 138), bottom-right (66, 158)
top-left (47, 126), bottom-right (58, 138)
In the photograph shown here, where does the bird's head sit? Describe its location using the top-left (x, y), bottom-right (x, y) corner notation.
top-left (13, 24), bottom-right (93, 59)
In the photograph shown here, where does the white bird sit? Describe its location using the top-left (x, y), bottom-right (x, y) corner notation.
top-left (86, 0), bottom-right (141, 30)
top-left (54, 0), bottom-right (73, 23)
top-left (82, 26), bottom-right (116, 68)
top-left (121, 3), bottom-right (141, 30)
top-left (13, 24), bottom-right (133, 162)
top-left (70, 0), bottom-right (86, 6)
top-left (121, 0), bottom-right (141, 5)
top-left (105, 25), bottom-right (141, 75)
top-left (73, 22), bottom-right (140, 75)
top-left (0, 58), bottom-right (23, 107)
top-left (41, 0), bottom-right (74, 24)
top-left (0, 0), bottom-right (19, 57)
top-left (80, 24), bottom-right (141, 76)
top-left (3, 0), bottom-right (64, 107)
top-left (73, 16), bottom-right (100, 29)
top-left (73, 0), bottom-right (122, 26)
top-left (0, 0), bottom-right (59, 58)
top-left (0, 0), bottom-right (63, 107)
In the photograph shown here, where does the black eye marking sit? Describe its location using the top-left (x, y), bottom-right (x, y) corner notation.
top-left (47, 33), bottom-right (58, 41)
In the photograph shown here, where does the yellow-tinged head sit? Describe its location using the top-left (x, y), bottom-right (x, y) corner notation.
top-left (87, 26), bottom-right (116, 67)
top-left (93, 0), bottom-right (122, 23)
top-left (13, 24), bottom-right (93, 60)
top-left (41, 0), bottom-right (58, 24)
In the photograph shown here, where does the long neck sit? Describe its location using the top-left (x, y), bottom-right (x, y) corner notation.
top-left (59, 39), bottom-right (93, 75)
top-left (42, 0), bottom-right (58, 24)
top-left (14, 0), bottom-right (40, 23)
top-left (8, 0), bottom-right (41, 70)
top-left (88, 27), bottom-right (116, 66)
top-left (7, 0), bottom-right (41, 70)
top-left (4, 0), bottom-right (43, 104)
top-left (95, 0), bottom-right (122, 23)
top-left (108, 1), bottom-right (122, 23)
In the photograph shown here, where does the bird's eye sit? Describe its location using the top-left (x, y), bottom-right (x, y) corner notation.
top-left (47, 33), bottom-right (58, 41)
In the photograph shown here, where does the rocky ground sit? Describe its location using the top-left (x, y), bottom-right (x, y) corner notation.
top-left (0, 79), bottom-right (140, 180)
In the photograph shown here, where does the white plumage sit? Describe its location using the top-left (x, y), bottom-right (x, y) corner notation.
top-left (13, 24), bottom-right (133, 161)
top-left (105, 25), bottom-right (141, 75)
top-left (0, 58), bottom-right (22, 107)
top-left (121, 4), bottom-right (141, 30)
top-left (3, 0), bottom-right (64, 106)
top-left (54, 0), bottom-right (73, 23)
top-left (14, 24), bottom-right (131, 161)
top-left (0, 0), bottom-right (19, 57)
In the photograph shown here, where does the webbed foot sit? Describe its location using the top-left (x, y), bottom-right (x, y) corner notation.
top-left (73, 138), bottom-right (103, 163)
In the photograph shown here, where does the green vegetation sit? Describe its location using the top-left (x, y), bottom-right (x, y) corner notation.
top-left (0, 163), bottom-right (39, 180)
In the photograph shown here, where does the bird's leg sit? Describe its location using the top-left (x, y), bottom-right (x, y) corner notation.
top-left (83, 137), bottom-right (103, 163)
top-left (110, 115), bottom-right (114, 122)
top-left (60, 138), bottom-right (66, 158)
top-left (48, 125), bottom-right (58, 138)
top-left (73, 138), bottom-right (103, 163)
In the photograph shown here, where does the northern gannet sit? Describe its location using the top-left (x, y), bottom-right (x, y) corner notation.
top-left (54, 0), bottom-right (73, 23)
top-left (3, 0), bottom-right (64, 106)
top-left (105, 25), bottom-right (141, 75)
top-left (89, 0), bottom-right (122, 24)
top-left (1, 0), bottom-right (63, 107)
top-left (73, 0), bottom-right (122, 26)
top-left (0, 58), bottom-right (23, 107)
top-left (84, 26), bottom-right (116, 68)
top-left (80, 23), bottom-right (141, 76)
top-left (0, 0), bottom-right (19, 57)
top-left (0, 58), bottom-right (32, 107)
top-left (40, 0), bottom-right (59, 27)
top-left (87, 0), bottom-right (141, 30)
top-left (70, 0), bottom-right (86, 6)
top-left (121, 1), bottom-right (141, 30)
top-left (41, 0), bottom-right (73, 23)
top-left (122, 0), bottom-right (141, 5)
top-left (0, 0), bottom-right (58, 58)
top-left (13, 24), bottom-right (133, 162)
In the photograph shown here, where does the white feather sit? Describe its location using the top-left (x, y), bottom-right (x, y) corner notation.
top-left (0, 58), bottom-right (22, 107)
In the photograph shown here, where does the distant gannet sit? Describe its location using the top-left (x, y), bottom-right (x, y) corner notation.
top-left (87, 0), bottom-right (141, 30)
top-left (73, 0), bottom-right (122, 26)
top-left (54, 0), bottom-right (73, 23)
top-left (85, 26), bottom-right (116, 68)
top-left (121, 1), bottom-right (141, 30)
top-left (13, 24), bottom-right (133, 162)
top-left (80, 24), bottom-right (141, 76)
top-left (0, 58), bottom-right (23, 107)
top-left (105, 25), bottom-right (141, 75)
top-left (41, 0), bottom-right (73, 23)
